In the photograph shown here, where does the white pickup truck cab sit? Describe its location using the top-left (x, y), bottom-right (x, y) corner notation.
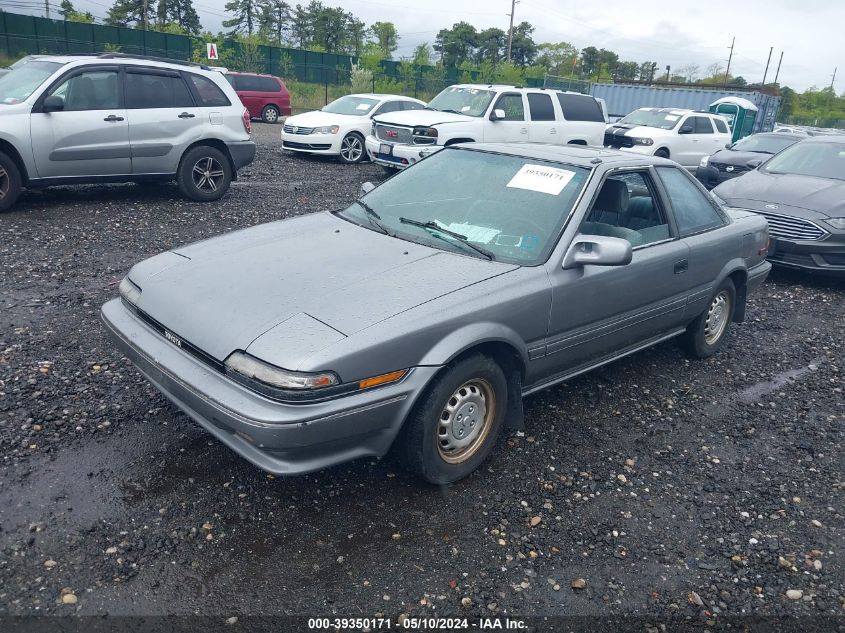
top-left (603, 108), bottom-right (732, 169)
top-left (365, 84), bottom-right (606, 170)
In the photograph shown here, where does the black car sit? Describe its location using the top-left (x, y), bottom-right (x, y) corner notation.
top-left (696, 132), bottom-right (801, 189)
top-left (712, 137), bottom-right (845, 275)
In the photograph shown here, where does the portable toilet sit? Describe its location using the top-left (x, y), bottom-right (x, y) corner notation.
top-left (709, 97), bottom-right (759, 142)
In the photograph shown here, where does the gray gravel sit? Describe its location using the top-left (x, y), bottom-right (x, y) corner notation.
top-left (0, 124), bottom-right (843, 624)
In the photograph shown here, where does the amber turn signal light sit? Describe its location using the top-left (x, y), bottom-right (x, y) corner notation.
top-left (358, 369), bottom-right (408, 390)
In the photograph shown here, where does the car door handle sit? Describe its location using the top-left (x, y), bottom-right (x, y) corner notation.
top-left (178, 112), bottom-right (196, 119)
top-left (674, 259), bottom-right (689, 274)
top-left (103, 114), bottom-right (124, 122)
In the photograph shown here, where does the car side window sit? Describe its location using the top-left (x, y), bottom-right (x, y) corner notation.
top-left (125, 70), bottom-right (194, 109)
top-left (186, 73), bottom-right (231, 107)
top-left (373, 101), bottom-right (402, 115)
top-left (50, 69), bottom-right (119, 111)
top-left (657, 166), bottom-right (727, 236)
top-left (527, 93), bottom-right (555, 121)
top-left (691, 116), bottom-right (714, 134)
top-left (401, 100), bottom-right (424, 111)
top-left (556, 93), bottom-right (604, 122)
top-left (713, 117), bottom-right (729, 133)
top-left (580, 171), bottom-right (671, 247)
top-left (258, 76), bottom-right (281, 92)
top-left (493, 93), bottom-right (524, 121)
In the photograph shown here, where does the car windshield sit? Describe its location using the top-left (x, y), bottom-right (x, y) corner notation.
top-left (427, 86), bottom-right (495, 117)
top-left (619, 109), bottom-right (682, 130)
top-left (0, 60), bottom-right (62, 104)
top-left (762, 141), bottom-right (845, 181)
top-left (732, 135), bottom-right (799, 154)
top-left (337, 149), bottom-right (590, 265)
top-left (322, 95), bottom-right (379, 115)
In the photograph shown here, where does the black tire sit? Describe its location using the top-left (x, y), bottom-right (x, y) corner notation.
top-left (338, 132), bottom-right (365, 164)
top-left (654, 148), bottom-right (670, 159)
top-left (681, 278), bottom-right (736, 358)
top-left (261, 105), bottom-right (280, 124)
top-left (0, 151), bottom-right (23, 212)
top-left (177, 146), bottom-right (232, 202)
top-left (401, 354), bottom-right (508, 484)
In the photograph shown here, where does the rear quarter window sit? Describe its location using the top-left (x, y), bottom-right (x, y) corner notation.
top-left (713, 118), bottom-right (729, 133)
top-left (556, 93), bottom-right (604, 122)
top-left (187, 73), bottom-right (231, 107)
top-left (657, 166), bottom-right (727, 236)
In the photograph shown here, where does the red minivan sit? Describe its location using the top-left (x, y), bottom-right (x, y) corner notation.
top-left (224, 72), bottom-right (291, 124)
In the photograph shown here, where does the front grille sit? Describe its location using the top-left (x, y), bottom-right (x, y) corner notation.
top-left (283, 141), bottom-right (331, 150)
top-left (283, 124), bottom-right (313, 135)
top-left (755, 210), bottom-right (828, 241)
top-left (375, 124), bottom-right (413, 144)
top-left (604, 131), bottom-right (633, 148)
top-left (711, 162), bottom-right (748, 174)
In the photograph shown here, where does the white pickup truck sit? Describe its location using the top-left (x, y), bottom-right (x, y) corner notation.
top-left (365, 84), bottom-right (606, 170)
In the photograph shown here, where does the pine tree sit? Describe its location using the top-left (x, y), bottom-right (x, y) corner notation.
top-left (223, 0), bottom-right (259, 36)
top-left (156, 0), bottom-right (202, 34)
top-left (59, 0), bottom-right (76, 19)
top-left (105, 0), bottom-right (156, 29)
top-left (257, 0), bottom-right (290, 44)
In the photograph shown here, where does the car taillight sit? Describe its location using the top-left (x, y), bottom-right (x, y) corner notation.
top-left (241, 108), bottom-right (251, 134)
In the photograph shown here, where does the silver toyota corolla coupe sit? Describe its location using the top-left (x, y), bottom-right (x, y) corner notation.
top-left (102, 143), bottom-right (771, 483)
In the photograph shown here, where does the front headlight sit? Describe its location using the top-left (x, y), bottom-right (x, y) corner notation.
top-left (413, 126), bottom-right (438, 138)
top-left (225, 351), bottom-right (339, 390)
top-left (119, 276), bottom-right (141, 305)
top-left (824, 218), bottom-right (845, 229)
top-left (312, 125), bottom-right (340, 135)
top-left (631, 137), bottom-right (653, 146)
top-left (699, 155), bottom-right (710, 167)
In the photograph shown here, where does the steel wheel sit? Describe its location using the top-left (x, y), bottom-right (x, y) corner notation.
top-left (339, 134), bottom-right (364, 163)
top-left (436, 379), bottom-right (496, 464)
top-left (0, 165), bottom-right (8, 202)
top-left (704, 290), bottom-right (731, 345)
top-left (191, 157), bottom-right (225, 193)
top-left (262, 106), bottom-right (279, 123)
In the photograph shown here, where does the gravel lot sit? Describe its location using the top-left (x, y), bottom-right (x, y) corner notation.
top-left (1, 123), bottom-right (843, 626)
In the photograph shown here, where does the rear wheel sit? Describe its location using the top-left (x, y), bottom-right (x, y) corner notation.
top-left (401, 354), bottom-right (507, 484)
top-left (261, 105), bottom-right (279, 124)
top-left (0, 151), bottom-right (23, 212)
top-left (338, 132), bottom-right (365, 164)
top-left (681, 278), bottom-right (736, 358)
top-left (177, 146), bottom-right (232, 202)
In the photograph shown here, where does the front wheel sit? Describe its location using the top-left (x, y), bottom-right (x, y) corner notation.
top-left (338, 133), bottom-right (365, 164)
top-left (261, 105), bottom-right (279, 124)
top-left (401, 355), bottom-right (507, 484)
top-left (654, 148), bottom-right (670, 159)
top-left (681, 278), bottom-right (736, 358)
top-left (177, 146), bottom-right (232, 202)
top-left (0, 151), bottom-right (23, 212)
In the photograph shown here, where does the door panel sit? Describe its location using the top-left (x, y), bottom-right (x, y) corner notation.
top-left (526, 92), bottom-right (558, 143)
top-left (30, 68), bottom-right (130, 177)
top-left (483, 93), bottom-right (528, 142)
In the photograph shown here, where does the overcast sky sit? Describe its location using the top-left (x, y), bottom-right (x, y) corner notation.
top-left (34, 0), bottom-right (845, 91)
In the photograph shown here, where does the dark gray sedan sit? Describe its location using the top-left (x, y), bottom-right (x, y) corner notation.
top-left (695, 132), bottom-right (801, 189)
top-left (102, 144), bottom-right (770, 483)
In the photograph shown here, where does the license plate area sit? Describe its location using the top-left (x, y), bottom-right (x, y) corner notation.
top-left (379, 143), bottom-right (393, 156)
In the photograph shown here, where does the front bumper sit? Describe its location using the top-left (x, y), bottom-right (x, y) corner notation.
top-left (767, 235), bottom-right (845, 276)
top-left (225, 140), bottom-right (256, 172)
top-left (281, 131), bottom-right (341, 155)
top-left (365, 135), bottom-right (441, 170)
top-left (101, 298), bottom-right (440, 475)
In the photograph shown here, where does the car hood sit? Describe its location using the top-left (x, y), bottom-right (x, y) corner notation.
top-left (709, 149), bottom-right (770, 166)
top-left (128, 212), bottom-right (517, 367)
top-left (605, 123), bottom-right (671, 138)
top-left (713, 169), bottom-right (845, 219)
top-left (373, 109), bottom-right (476, 127)
top-left (284, 110), bottom-right (365, 126)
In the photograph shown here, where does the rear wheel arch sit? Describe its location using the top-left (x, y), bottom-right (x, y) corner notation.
top-left (567, 139), bottom-right (588, 145)
top-left (181, 139), bottom-right (236, 179)
top-left (728, 268), bottom-right (748, 322)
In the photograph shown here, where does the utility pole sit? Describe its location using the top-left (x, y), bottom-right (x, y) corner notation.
top-left (724, 36), bottom-right (735, 86)
top-left (45, 0), bottom-right (50, 18)
top-left (831, 67), bottom-right (838, 90)
top-left (506, 0), bottom-right (517, 63)
top-left (665, 65), bottom-right (670, 82)
top-left (761, 46), bottom-right (773, 86)
top-left (142, 0), bottom-right (148, 30)
top-left (773, 51), bottom-right (784, 85)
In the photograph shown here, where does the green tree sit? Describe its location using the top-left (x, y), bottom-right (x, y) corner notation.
top-left (579, 46), bottom-right (600, 79)
top-left (346, 17), bottom-right (366, 56)
top-left (475, 27), bottom-right (505, 64)
top-left (434, 21), bottom-right (477, 67)
top-left (289, 3), bottom-right (311, 48)
top-left (613, 60), bottom-right (639, 81)
top-left (59, 0), bottom-right (76, 19)
top-left (370, 21), bottom-right (398, 59)
top-left (412, 42), bottom-right (432, 66)
top-left (535, 41), bottom-right (578, 76)
top-left (638, 61), bottom-right (656, 81)
top-left (258, 0), bottom-right (290, 44)
top-left (508, 21), bottom-right (536, 66)
top-left (223, 0), bottom-right (259, 36)
top-left (105, 0), bottom-right (156, 29)
top-left (156, 0), bottom-right (202, 35)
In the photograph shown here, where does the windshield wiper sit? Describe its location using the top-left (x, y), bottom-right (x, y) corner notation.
top-left (438, 108), bottom-right (464, 115)
top-left (354, 200), bottom-right (392, 236)
top-left (399, 217), bottom-right (494, 260)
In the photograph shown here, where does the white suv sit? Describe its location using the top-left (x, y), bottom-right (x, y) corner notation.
top-left (604, 108), bottom-right (732, 169)
top-left (365, 84), bottom-right (606, 170)
top-left (0, 53), bottom-right (255, 211)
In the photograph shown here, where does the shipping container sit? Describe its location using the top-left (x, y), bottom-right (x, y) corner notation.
top-left (590, 83), bottom-right (781, 134)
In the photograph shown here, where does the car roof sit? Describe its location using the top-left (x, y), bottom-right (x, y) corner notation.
top-left (345, 93), bottom-right (423, 101)
top-left (747, 132), bottom-right (803, 140)
top-left (22, 53), bottom-right (218, 75)
top-left (452, 142), bottom-right (676, 167)
top-left (799, 135), bottom-right (845, 144)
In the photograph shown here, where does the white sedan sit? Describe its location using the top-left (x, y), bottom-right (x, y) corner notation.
top-left (282, 94), bottom-right (427, 164)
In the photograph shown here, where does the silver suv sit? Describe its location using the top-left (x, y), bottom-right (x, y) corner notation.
top-left (0, 54), bottom-right (256, 211)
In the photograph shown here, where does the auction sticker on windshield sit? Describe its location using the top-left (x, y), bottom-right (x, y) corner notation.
top-left (506, 164), bottom-right (576, 196)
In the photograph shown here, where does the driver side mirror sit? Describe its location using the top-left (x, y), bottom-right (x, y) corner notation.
top-left (679, 125), bottom-right (694, 134)
top-left (490, 108), bottom-right (506, 121)
top-left (359, 181), bottom-right (375, 197)
top-left (42, 95), bottom-right (65, 113)
top-left (725, 143), bottom-right (734, 149)
top-left (562, 235), bottom-right (632, 269)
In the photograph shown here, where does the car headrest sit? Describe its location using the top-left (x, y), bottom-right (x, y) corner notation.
top-left (627, 196), bottom-right (655, 219)
top-left (594, 179), bottom-right (629, 213)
